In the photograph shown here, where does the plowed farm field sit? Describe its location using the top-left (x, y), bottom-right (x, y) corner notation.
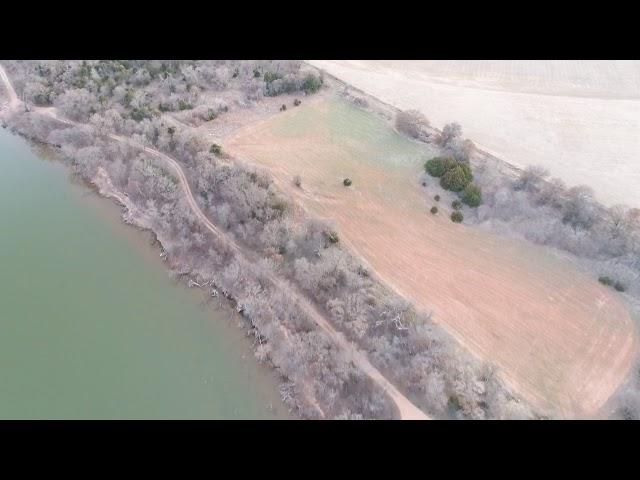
top-left (226, 96), bottom-right (637, 417)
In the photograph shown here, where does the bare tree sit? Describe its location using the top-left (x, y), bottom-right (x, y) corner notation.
top-left (395, 109), bottom-right (430, 139)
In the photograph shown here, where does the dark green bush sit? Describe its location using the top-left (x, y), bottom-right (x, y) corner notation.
top-left (425, 157), bottom-right (447, 177)
top-left (461, 183), bottom-right (482, 207)
top-left (210, 143), bottom-right (222, 156)
top-left (599, 276), bottom-right (627, 292)
top-left (343, 178), bottom-right (352, 187)
top-left (123, 89), bottom-right (134, 107)
top-left (451, 211), bottom-right (464, 223)
top-left (614, 281), bottom-right (627, 292)
top-left (264, 71), bottom-right (281, 83)
top-left (598, 276), bottom-right (614, 286)
top-left (178, 100), bottom-right (192, 111)
top-left (440, 164), bottom-right (473, 192)
top-left (130, 107), bottom-right (152, 122)
top-left (302, 74), bottom-right (322, 94)
top-left (430, 206), bottom-right (438, 214)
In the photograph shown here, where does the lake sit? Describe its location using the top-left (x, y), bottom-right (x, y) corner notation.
top-left (0, 128), bottom-right (287, 419)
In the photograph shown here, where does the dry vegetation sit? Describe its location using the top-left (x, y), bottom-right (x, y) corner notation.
top-left (226, 95), bottom-right (637, 417)
top-left (1, 60), bottom-right (531, 419)
top-left (5, 60), bottom-right (638, 419)
top-left (394, 98), bottom-right (640, 418)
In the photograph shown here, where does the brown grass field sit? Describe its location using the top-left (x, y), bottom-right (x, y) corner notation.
top-left (225, 95), bottom-right (637, 417)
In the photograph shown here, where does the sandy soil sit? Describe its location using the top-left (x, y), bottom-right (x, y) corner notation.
top-left (308, 61), bottom-right (640, 208)
top-left (226, 96), bottom-right (637, 417)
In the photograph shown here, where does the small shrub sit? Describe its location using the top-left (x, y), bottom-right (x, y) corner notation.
top-left (327, 231), bottom-right (340, 244)
top-left (451, 211), bottom-right (464, 223)
top-left (294, 99), bottom-right (301, 106)
top-left (461, 183), bottom-right (482, 207)
top-left (206, 109), bottom-right (217, 121)
top-left (264, 71), bottom-right (280, 83)
top-left (280, 104), bottom-right (287, 111)
top-left (343, 178), bottom-right (352, 187)
top-left (598, 276), bottom-right (614, 286)
top-left (614, 281), bottom-right (626, 292)
top-left (422, 182), bottom-right (427, 187)
top-left (210, 143), bottom-right (222, 156)
top-left (130, 107), bottom-right (151, 122)
top-left (452, 200), bottom-right (462, 210)
top-left (293, 175), bottom-right (302, 188)
top-left (178, 100), bottom-right (193, 111)
top-left (271, 199), bottom-right (288, 216)
top-left (434, 195), bottom-right (440, 202)
top-left (253, 68), bottom-right (261, 78)
top-left (430, 206), bottom-right (438, 214)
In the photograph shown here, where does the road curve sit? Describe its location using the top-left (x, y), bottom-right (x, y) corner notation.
top-left (0, 63), bottom-right (429, 420)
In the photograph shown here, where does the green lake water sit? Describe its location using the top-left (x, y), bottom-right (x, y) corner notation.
top-left (0, 128), bottom-right (286, 419)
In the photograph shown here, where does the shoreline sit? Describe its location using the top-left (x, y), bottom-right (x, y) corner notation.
top-left (0, 127), bottom-right (290, 419)
top-left (0, 85), bottom-right (414, 419)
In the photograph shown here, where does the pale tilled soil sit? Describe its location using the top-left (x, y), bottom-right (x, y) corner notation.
top-left (308, 60), bottom-right (640, 208)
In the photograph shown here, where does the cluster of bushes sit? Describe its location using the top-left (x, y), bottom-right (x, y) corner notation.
top-left (425, 156), bottom-right (474, 192)
top-left (424, 156), bottom-right (482, 221)
top-left (258, 63), bottom-right (322, 98)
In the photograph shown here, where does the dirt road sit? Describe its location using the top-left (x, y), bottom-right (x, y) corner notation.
top-left (0, 63), bottom-right (429, 420)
